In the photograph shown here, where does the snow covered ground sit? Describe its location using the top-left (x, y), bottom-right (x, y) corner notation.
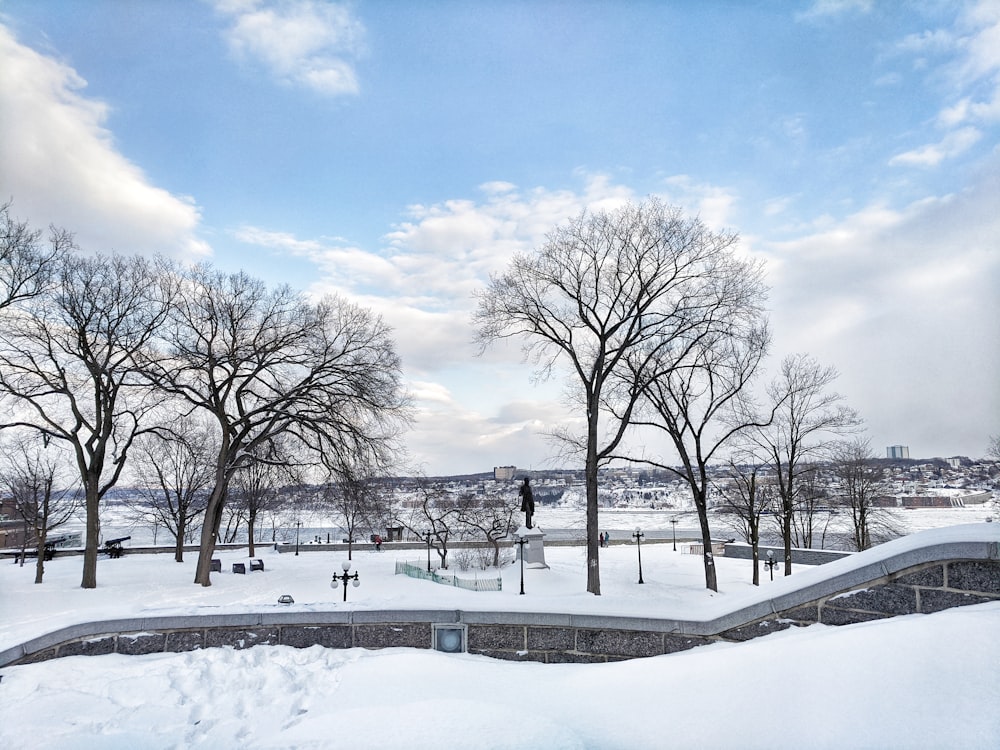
top-left (1, 523), bottom-right (998, 748)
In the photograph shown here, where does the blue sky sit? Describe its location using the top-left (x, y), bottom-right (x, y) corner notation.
top-left (1, 0), bottom-right (998, 475)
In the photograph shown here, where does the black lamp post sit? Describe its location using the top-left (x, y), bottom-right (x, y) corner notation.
top-left (423, 530), bottom-right (432, 572)
top-left (295, 520), bottom-right (302, 556)
top-left (670, 518), bottom-right (678, 551)
top-left (330, 559), bottom-right (361, 602)
top-left (633, 527), bottom-right (645, 584)
top-left (513, 532), bottom-right (529, 595)
top-left (764, 549), bottom-right (778, 581)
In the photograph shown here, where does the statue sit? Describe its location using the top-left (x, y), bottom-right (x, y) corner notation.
top-left (519, 477), bottom-right (535, 529)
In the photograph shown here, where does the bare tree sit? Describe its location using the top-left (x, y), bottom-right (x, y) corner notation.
top-left (0, 437), bottom-right (81, 583)
top-left (0, 251), bottom-right (175, 588)
top-left (624, 311), bottom-right (771, 591)
top-left (128, 416), bottom-right (215, 561)
top-left (0, 202), bottom-right (69, 311)
top-left (314, 459), bottom-right (380, 560)
top-left (475, 198), bottom-right (754, 594)
top-left (145, 266), bottom-right (409, 586)
top-left (457, 487), bottom-right (520, 567)
top-left (717, 459), bottom-right (774, 585)
top-left (830, 438), bottom-right (898, 551)
top-left (230, 440), bottom-right (298, 557)
top-left (788, 467), bottom-right (834, 550)
top-left (401, 480), bottom-right (462, 570)
top-left (752, 354), bottom-right (861, 575)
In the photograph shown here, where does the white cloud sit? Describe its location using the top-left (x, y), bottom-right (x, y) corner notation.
top-left (234, 175), bottom-right (642, 373)
top-left (889, 126), bottom-right (982, 167)
top-left (795, 0), bottom-right (872, 23)
top-left (660, 175), bottom-right (739, 229)
top-left (401, 377), bottom-right (577, 476)
top-left (762, 162), bottom-right (1000, 459)
top-left (0, 25), bottom-right (210, 259)
top-left (212, 0), bottom-right (365, 96)
top-left (887, 2), bottom-right (1000, 168)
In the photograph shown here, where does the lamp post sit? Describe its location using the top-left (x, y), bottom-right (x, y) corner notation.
top-left (764, 549), bottom-right (778, 582)
top-left (670, 518), bottom-right (678, 551)
top-left (423, 530), bottom-right (432, 572)
top-left (513, 532), bottom-right (529, 595)
top-left (633, 527), bottom-right (644, 584)
top-left (330, 559), bottom-right (361, 602)
top-left (295, 520), bottom-right (302, 556)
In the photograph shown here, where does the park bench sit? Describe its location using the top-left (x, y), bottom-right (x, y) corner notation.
top-left (231, 559), bottom-right (263, 574)
top-left (102, 536), bottom-right (131, 558)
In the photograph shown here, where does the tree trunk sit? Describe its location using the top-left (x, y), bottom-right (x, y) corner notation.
top-left (585, 454), bottom-right (601, 596)
top-left (194, 485), bottom-right (226, 585)
top-left (694, 488), bottom-right (718, 592)
top-left (81, 474), bottom-right (100, 589)
top-left (782, 496), bottom-right (793, 576)
top-left (247, 509), bottom-right (257, 557)
top-left (34, 525), bottom-right (46, 584)
top-left (174, 516), bottom-right (185, 563)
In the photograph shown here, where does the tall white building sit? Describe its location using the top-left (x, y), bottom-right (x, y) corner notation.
top-left (494, 465), bottom-right (517, 481)
top-left (887, 445), bottom-right (910, 459)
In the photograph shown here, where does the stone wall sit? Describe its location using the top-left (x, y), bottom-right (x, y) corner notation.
top-left (5, 554), bottom-right (997, 667)
top-left (3, 531), bottom-right (997, 667)
top-left (723, 542), bottom-right (852, 566)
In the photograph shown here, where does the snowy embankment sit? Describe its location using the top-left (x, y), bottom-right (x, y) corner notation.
top-left (1, 524), bottom-right (997, 748)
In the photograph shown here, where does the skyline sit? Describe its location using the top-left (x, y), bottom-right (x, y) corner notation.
top-left (1, 1), bottom-right (998, 474)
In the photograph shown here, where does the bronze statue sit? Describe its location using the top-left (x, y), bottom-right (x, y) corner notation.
top-left (519, 477), bottom-right (535, 529)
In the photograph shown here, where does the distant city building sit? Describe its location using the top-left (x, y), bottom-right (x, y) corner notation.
top-left (887, 445), bottom-right (910, 459)
top-left (494, 465), bottom-right (517, 481)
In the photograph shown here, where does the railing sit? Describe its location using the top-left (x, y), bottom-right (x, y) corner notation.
top-left (395, 559), bottom-right (502, 592)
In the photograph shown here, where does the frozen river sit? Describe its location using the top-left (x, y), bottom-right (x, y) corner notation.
top-left (71, 501), bottom-right (997, 552)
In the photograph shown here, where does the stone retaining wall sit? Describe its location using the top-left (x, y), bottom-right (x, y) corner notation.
top-left (4, 549), bottom-right (997, 667)
top-left (723, 542), bottom-right (853, 566)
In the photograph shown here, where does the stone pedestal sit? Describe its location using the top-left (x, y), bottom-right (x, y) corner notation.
top-left (514, 525), bottom-right (549, 569)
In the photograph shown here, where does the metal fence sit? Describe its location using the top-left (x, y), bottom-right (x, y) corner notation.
top-left (395, 559), bottom-right (502, 592)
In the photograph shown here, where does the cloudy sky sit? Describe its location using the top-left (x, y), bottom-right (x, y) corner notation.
top-left (1, 0), bottom-right (998, 475)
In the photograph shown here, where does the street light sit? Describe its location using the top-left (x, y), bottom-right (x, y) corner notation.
top-left (513, 532), bottom-right (529, 595)
top-left (295, 520), bottom-right (302, 556)
top-left (764, 549), bottom-right (778, 581)
top-left (423, 530), bottom-right (432, 572)
top-left (330, 559), bottom-right (361, 602)
top-left (633, 527), bottom-right (644, 584)
top-left (670, 518), bottom-right (678, 551)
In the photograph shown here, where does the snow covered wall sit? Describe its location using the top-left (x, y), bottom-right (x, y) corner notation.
top-left (2, 524), bottom-right (997, 666)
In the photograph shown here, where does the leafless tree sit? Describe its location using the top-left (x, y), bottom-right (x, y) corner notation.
top-left (315, 457), bottom-right (382, 560)
top-left (474, 198), bottom-right (756, 595)
top-left (0, 202), bottom-right (69, 311)
top-left (830, 438), bottom-right (898, 551)
top-left (716, 459), bottom-right (774, 585)
top-left (145, 266), bottom-right (409, 585)
top-left (127, 416), bottom-right (215, 562)
top-left (456, 486), bottom-right (520, 567)
top-left (401, 480), bottom-right (463, 570)
top-left (0, 436), bottom-right (81, 583)
top-left (0, 250), bottom-right (175, 588)
top-left (787, 467), bottom-right (834, 550)
top-left (752, 353), bottom-right (861, 575)
top-left (624, 315), bottom-right (771, 591)
top-left (229, 439), bottom-right (299, 557)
